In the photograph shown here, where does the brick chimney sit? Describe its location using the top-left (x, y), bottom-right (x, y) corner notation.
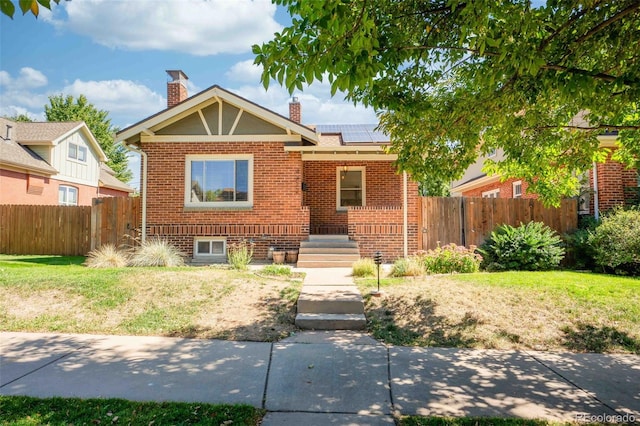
top-left (289, 96), bottom-right (301, 123)
top-left (166, 70), bottom-right (189, 108)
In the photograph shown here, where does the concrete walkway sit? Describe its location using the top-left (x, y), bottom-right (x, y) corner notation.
top-left (1, 331), bottom-right (638, 425)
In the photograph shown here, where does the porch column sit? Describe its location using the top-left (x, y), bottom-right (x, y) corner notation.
top-left (403, 171), bottom-right (408, 258)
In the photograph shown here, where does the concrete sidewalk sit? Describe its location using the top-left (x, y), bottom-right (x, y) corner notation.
top-left (1, 331), bottom-right (638, 425)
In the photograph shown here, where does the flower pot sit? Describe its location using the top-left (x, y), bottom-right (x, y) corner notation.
top-left (286, 249), bottom-right (299, 263)
top-left (272, 251), bottom-right (285, 264)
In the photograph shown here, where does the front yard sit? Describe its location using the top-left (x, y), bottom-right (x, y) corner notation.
top-left (357, 271), bottom-right (640, 353)
top-left (2, 255), bottom-right (639, 354)
top-left (0, 255), bottom-right (301, 341)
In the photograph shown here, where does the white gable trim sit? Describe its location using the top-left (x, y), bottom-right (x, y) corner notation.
top-left (116, 85), bottom-right (318, 144)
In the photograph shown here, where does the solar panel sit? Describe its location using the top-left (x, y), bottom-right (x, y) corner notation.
top-left (316, 123), bottom-right (389, 143)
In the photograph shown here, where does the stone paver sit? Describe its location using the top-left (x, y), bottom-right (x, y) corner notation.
top-left (529, 351), bottom-right (640, 418)
top-left (1, 334), bottom-right (270, 406)
top-left (389, 347), bottom-right (618, 420)
top-left (266, 342), bottom-right (391, 414)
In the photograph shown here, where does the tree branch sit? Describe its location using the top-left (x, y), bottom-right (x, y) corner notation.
top-left (526, 124), bottom-right (640, 131)
top-left (574, 1), bottom-right (640, 45)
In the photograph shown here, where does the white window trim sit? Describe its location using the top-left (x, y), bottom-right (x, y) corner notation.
top-left (68, 142), bottom-right (87, 163)
top-left (512, 181), bottom-right (522, 198)
top-left (194, 237), bottom-right (227, 258)
top-left (59, 185), bottom-right (78, 206)
top-left (482, 188), bottom-right (500, 198)
top-left (184, 154), bottom-right (253, 208)
top-left (336, 166), bottom-right (366, 211)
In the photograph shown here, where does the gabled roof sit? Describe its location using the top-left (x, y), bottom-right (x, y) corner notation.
top-left (99, 163), bottom-right (135, 193)
top-left (116, 85), bottom-right (319, 145)
top-left (0, 117), bottom-right (107, 162)
top-left (0, 118), bottom-right (57, 175)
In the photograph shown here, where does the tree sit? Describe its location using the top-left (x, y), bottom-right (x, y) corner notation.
top-left (1, 0), bottom-right (60, 19)
top-left (254, 0), bottom-right (640, 205)
top-left (6, 113), bottom-right (33, 122)
top-left (45, 94), bottom-right (132, 183)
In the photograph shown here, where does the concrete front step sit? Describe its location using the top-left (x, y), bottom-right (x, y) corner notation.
top-left (297, 260), bottom-right (357, 268)
top-left (297, 254), bottom-right (360, 262)
top-left (308, 234), bottom-right (349, 241)
top-left (295, 313), bottom-right (366, 330)
top-left (300, 240), bottom-right (359, 249)
top-left (299, 247), bottom-right (360, 254)
top-left (297, 286), bottom-right (365, 314)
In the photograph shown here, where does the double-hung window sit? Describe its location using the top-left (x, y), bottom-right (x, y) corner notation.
top-left (336, 166), bottom-right (365, 210)
top-left (185, 155), bottom-right (253, 208)
top-left (482, 189), bottom-right (500, 198)
top-left (68, 143), bottom-right (87, 162)
top-left (59, 185), bottom-right (78, 206)
top-left (512, 181), bottom-right (522, 198)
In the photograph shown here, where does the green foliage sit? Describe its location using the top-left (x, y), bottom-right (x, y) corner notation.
top-left (390, 257), bottom-right (425, 277)
top-left (84, 244), bottom-right (129, 268)
top-left (418, 244), bottom-right (482, 274)
top-left (5, 113), bottom-right (34, 122)
top-left (227, 240), bottom-right (254, 270)
top-left (0, 0), bottom-right (60, 18)
top-left (129, 238), bottom-right (185, 267)
top-left (255, 1), bottom-right (640, 206)
top-left (478, 222), bottom-right (565, 271)
top-left (45, 94), bottom-right (132, 183)
top-left (260, 264), bottom-right (292, 276)
top-left (562, 215), bottom-right (600, 270)
top-left (352, 257), bottom-right (376, 277)
top-left (588, 208), bottom-right (640, 275)
top-left (0, 396), bottom-right (263, 425)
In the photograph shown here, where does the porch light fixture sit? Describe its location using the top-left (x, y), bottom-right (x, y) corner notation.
top-left (341, 164), bottom-right (348, 180)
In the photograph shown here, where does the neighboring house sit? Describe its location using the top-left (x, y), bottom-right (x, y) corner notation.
top-left (0, 117), bottom-right (134, 206)
top-left (116, 70), bottom-right (420, 263)
top-left (451, 136), bottom-right (640, 217)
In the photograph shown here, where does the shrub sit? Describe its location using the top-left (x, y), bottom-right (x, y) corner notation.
top-left (352, 257), bottom-right (376, 277)
top-left (390, 256), bottom-right (425, 277)
top-left (563, 215), bottom-right (599, 270)
top-left (85, 244), bottom-right (129, 268)
top-left (588, 207), bottom-right (640, 275)
top-left (477, 221), bottom-right (565, 271)
top-left (261, 264), bottom-right (292, 276)
top-left (419, 243), bottom-right (482, 274)
top-left (129, 237), bottom-right (185, 267)
top-left (227, 240), bottom-right (254, 270)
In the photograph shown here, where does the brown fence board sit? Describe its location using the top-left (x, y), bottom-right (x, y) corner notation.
top-left (421, 197), bottom-right (578, 250)
top-left (0, 198), bottom-right (141, 256)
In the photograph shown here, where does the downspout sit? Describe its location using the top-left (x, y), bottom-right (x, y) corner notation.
top-left (592, 162), bottom-right (600, 221)
top-left (403, 171), bottom-right (408, 258)
top-left (124, 142), bottom-right (147, 243)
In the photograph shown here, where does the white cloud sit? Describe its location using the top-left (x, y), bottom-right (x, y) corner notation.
top-left (0, 67), bottom-right (48, 89)
top-left (61, 79), bottom-right (166, 123)
top-left (51, 0), bottom-right (281, 56)
top-left (0, 68), bottom-right (50, 118)
top-left (226, 60), bottom-right (263, 83)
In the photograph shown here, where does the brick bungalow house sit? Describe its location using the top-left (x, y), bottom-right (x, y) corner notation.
top-left (0, 117), bottom-right (134, 206)
top-left (451, 135), bottom-right (640, 218)
top-left (115, 71), bottom-right (420, 264)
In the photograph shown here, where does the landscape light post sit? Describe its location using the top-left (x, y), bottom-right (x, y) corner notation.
top-left (372, 251), bottom-right (383, 296)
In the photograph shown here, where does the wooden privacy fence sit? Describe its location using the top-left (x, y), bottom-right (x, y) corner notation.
top-left (0, 197), bottom-right (141, 256)
top-left (420, 197), bottom-right (578, 250)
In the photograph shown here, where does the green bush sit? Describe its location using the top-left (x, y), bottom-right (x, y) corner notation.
top-left (227, 240), bottom-right (254, 270)
top-left (85, 244), bottom-right (129, 268)
top-left (477, 221), bottom-right (565, 271)
top-left (352, 257), bottom-right (376, 277)
top-left (588, 207), bottom-right (640, 275)
top-left (129, 237), bottom-right (185, 267)
top-left (563, 215), bottom-right (599, 270)
top-left (418, 243), bottom-right (482, 274)
top-left (390, 257), bottom-right (425, 277)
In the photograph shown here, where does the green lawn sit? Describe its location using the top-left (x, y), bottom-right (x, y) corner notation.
top-left (0, 396), bottom-right (263, 426)
top-left (357, 271), bottom-right (640, 353)
top-left (0, 255), bottom-right (301, 341)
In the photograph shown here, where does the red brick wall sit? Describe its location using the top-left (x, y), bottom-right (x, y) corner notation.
top-left (167, 81), bottom-right (187, 108)
top-left (303, 161), bottom-right (409, 234)
top-left (142, 141), bottom-right (309, 258)
top-left (589, 151), bottom-right (639, 213)
top-left (462, 178), bottom-right (535, 199)
top-left (0, 168), bottom-right (98, 206)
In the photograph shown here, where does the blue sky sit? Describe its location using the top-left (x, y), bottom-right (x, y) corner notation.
top-left (0, 0), bottom-right (377, 188)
